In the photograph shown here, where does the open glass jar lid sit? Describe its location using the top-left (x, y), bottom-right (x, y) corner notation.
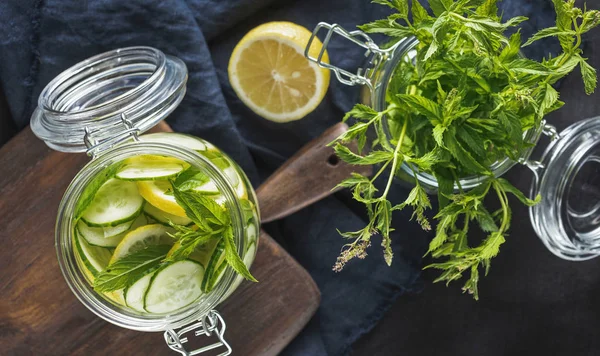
top-left (528, 117), bottom-right (600, 261)
top-left (31, 46), bottom-right (187, 153)
top-left (305, 23), bottom-right (600, 263)
top-left (30, 46), bottom-right (260, 356)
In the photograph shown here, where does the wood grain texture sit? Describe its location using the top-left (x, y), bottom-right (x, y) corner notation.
top-left (257, 122), bottom-right (373, 223)
top-left (0, 126), bottom-right (319, 356)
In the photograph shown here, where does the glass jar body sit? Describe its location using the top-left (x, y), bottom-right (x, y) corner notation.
top-left (56, 138), bottom-right (260, 332)
top-left (359, 36), bottom-right (541, 193)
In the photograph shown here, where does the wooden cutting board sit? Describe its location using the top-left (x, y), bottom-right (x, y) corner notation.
top-left (0, 125), bottom-right (321, 355)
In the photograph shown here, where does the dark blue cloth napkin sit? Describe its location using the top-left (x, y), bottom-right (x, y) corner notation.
top-left (0, 1), bottom-right (558, 354)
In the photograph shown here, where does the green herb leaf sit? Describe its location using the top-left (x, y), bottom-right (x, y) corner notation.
top-left (359, 19), bottom-right (413, 38)
top-left (496, 178), bottom-right (541, 206)
top-left (523, 26), bottom-right (577, 47)
top-left (444, 129), bottom-right (489, 174)
top-left (166, 224), bottom-right (220, 262)
top-left (580, 10), bottom-right (600, 34)
top-left (372, 0), bottom-right (409, 18)
top-left (580, 58), bottom-right (598, 95)
top-left (429, 0), bottom-right (452, 17)
top-left (173, 167), bottom-right (210, 191)
top-left (93, 245), bottom-right (170, 292)
top-left (434, 169), bottom-right (454, 209)
top-left (500, 31), bottom-right (521, 61)
top-left (510, 59), bottom-right (554, 75)
top-left (334, 143), bottom-right (393, 165)
top-left (411, 0), bottom-right (431, 24)
top-left (343, 103), bottom-right (378, 122)
top-left (172, 186), bottom-right (229, 226)
top-left (396, 94), bottom-right (443, 122)
top-left (551, 0), bottom-right (575, 51)
top-left (473, 206), bottom-right (499, 232)
top-left (377, 200), bottom-right (394, 265)
top-left (539, 83), bottom-right (559, 116)
top-left (223, 226), bottom-right (257, 282)
top-left (476, 0), bottom-right (498, 19)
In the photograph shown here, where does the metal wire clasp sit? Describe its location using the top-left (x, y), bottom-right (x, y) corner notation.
top-left (164, 310), bottom-right (232, 356)
top-left (305, 22), bottom-right (388, 89)
top-left (83, 113), bottom-right (140, 157)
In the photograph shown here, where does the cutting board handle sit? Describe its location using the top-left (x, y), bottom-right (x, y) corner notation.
top-left (256, 122), bottom-right (372, 223)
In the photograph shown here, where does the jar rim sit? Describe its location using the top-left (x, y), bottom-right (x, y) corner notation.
top-left (31, 46), bottom-right (188, 153)
top-left (56, 141), bottom-right (248, 331)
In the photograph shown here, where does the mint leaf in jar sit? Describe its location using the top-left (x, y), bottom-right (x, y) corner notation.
top-left (168, 182), bottom-right (257, 283)
top-left (93, 244), bottom-right (171, 293)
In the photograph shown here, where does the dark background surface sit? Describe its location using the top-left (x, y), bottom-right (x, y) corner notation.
top-left (1, 1), bottom-right (600, 355)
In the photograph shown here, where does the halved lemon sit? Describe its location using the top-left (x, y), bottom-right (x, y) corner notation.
top-left (228, 21), bottom-right (330, 123)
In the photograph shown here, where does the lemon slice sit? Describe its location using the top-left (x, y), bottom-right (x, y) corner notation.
top-left (228, 21), bottom-right (330, 123)
top-left (110, 224), bottom-right (174, 263)
top-left (137, 180), bottom-right (187, 217)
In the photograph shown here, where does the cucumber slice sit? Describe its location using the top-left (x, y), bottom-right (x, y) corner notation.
top-left (77, 214), bottom-right (147, 247)
top-left (116, 155), bottom-right (188, 181)
top-left (189, 239), bottom-right (220, 267)
top-left (244, 242), bottom-right (257, 266)
top-left (223, 167), bottom-right (240, 187)
top-left (245, 224), bottom-right (258, 246)
top-left (201, 239), bottom-right (226, 293)
top-left (144, 260), bottom-right (205, 314)
top-left (236, 183), bottom-right (247, 199)
top-left (125, 272), bottom-right (155, 312)
top-left (81, 178), bottom-right (144, 227)
top-left (111, 224), bottom-right (175, 263)
top-left (143, 202), bottom-right (192, 226)
top-left (74, 162), bottom-right (122, 220)
top-left (102, 219), bottom-right (135, 237)
top-left (74, 229), bottom-right (113, 275)
top-left (140, 132), bottom-right (207, 151)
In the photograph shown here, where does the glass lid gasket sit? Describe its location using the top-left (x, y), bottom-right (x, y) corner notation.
top-left (530, 116), bottom-right (600, 260)
top-left (31, 46), bottom-right (188, 153)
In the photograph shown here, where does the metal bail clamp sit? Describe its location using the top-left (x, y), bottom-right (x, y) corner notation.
top-left (164, 310), bottom-right (232, 356)
top-left (305, 22), bottom-right (389, 89)
top-left (83, 113), bottom-right (141, 157)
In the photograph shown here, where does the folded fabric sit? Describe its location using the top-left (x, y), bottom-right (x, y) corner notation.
top-left (0, 1), bottom-right (559, 355)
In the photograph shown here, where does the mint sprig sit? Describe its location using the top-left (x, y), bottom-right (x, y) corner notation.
top-left (93, 244), bottom-right (171, 292)
top-left (332, 0), bottom-right (598, 299)
top-left (170, 178), bottom-right (257, 283)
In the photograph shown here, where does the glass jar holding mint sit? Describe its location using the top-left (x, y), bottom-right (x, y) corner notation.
top-left (304, 0), bottom-right (600, 298)
top-left (31, 46), bottom-right (259, 355)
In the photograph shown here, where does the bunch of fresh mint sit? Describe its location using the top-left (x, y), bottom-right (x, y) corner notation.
top-left (332, 0), bottom-right (599, 299)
